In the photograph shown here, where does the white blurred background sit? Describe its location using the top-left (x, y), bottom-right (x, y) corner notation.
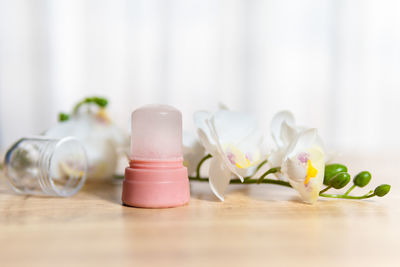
top-left (0, 0), bottom-right (399, 153)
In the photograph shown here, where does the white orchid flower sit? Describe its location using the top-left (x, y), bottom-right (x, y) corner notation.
top-left (194, 110), bottom-right (266, 201)
top-left (281, 129), bottom-right (325, 203)
top-left (269, 111), bottom-right (325, 203)
top-left (45, 108), bottom-right (129, 180)
top-left (183, 131), bottom-right (205, 176)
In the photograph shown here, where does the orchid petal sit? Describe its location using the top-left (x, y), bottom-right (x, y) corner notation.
top-left (271, 110), bottom-right (295, 148)
top-left (208, 157), bottom-right (232, 201)
top-left (194, 111), bottom-right (219, 156)
top-left (268, 148), bottom-right (286, 167)
top-left (285, 128), bottom-right (319, 159)
top-left (193, 111), bottom-right (213, 140)
top-left (212, 110), bottom-right (257, 145)
top-left (196, 127), bottom-right (218, 156)
top-left (208, 118), bottom-right (244, 181)
top-left (280, 121), bottom-right (298, 148)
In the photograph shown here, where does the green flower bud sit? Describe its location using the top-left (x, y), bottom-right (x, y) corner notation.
top-left (324, 164), bottom-right (348, 185)
top-left (329, 172), bottom-right (351, 189)
top-left (353, 171), bottom-right (371, 187)
top-left (374, 184), bottom-right (391, 197)
top-left (58, 112), bottom-right (70, 122)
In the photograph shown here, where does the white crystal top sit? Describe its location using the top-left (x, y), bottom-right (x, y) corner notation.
top-left (130, 104), bottom-right (183, 161)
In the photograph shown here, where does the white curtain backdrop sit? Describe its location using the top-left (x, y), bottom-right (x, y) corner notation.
top-left (0, 0), bottom-right (400, 153)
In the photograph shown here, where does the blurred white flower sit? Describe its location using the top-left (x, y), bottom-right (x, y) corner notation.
top-left (194, 110), bottom-right (266, 201)
top-left (183, 131), bottom-right (205, 176)
top-left (45, 108), bottom-right (129, 179)
top-left (269, 111), bottom-right (325, 203)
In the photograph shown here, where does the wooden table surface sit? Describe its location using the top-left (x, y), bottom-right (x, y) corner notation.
top-left (1, 151), bottom-right (399, 267)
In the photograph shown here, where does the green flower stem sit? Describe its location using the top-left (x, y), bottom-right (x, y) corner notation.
top-left (319, 186), bottom-right (332, 194)
top-left (196, 154), bottom-right (212, 178)
top-left (73, 97), bottom-right (108, 114)
top-left (114, 174), bottom-right (124, 179)
top-left (319, 193), bottom-right (376, 199)
top-left (344, 184), bottom-right (356, 196)
top-left (189, 176), bottom-right (292, 187)
top-left (59, 96), bottom-right (108, 122)
top-left (257, 167), bottom-right (281, 184)
top-left (73, 100), bottom-right (87, 114)
top-left (231, 178), bottom-right (291, 187)
top-left (244, 159), bottom-right (268, 181)
top-left (188, 176), bottom-right (209, 182)
top-left (363, 190), bottom-right (374, 196)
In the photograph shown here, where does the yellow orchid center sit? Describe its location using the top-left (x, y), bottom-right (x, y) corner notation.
top-left (224, 144), bottom-right (252, 169)
top-left (235, 158), bottom-right (251, 169)
top-left (96, 108), bottom-right (111, 123)
top-left (304, 160), bottom-right (318, 185)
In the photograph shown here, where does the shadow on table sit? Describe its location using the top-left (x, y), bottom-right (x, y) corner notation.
top-left (189, 181), bottom-right (220, 202)
top-left (82, 178), bottom-right (123, 205)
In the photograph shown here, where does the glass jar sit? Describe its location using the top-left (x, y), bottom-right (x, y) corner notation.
top-left (3, 136), bottom-right (88, 197)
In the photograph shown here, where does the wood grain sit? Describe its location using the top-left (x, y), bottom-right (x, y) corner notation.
top-left (0, 151), bottom-right (399, 267)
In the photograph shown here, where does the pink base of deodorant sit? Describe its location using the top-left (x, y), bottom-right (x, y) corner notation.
top-left (122, 160), bottom-right (190, 208)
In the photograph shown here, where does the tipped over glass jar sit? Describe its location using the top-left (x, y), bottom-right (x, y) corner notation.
top-left (3, 136), bottom-right (88, 197)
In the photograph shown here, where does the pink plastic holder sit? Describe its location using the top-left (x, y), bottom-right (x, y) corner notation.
top-left (122, 104), bottom-right (190, 208)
